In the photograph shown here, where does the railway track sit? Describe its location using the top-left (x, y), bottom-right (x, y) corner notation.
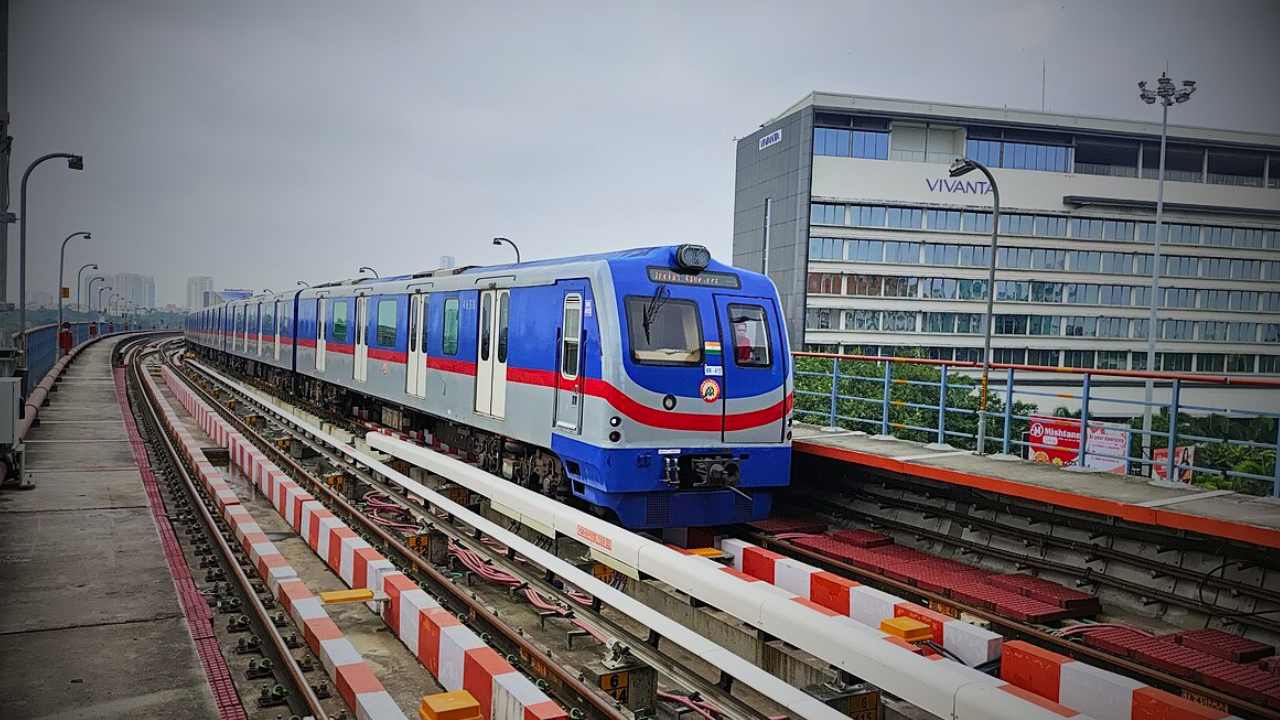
top-left (752, 505), bottom-right (1280, 719)
top-left (122, 336), bottom-right (332, 719)
top-left (168, 347), bottom-right (797, 720)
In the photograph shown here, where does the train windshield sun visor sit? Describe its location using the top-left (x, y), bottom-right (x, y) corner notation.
top-left (626, 295), bottom-right (702, 365)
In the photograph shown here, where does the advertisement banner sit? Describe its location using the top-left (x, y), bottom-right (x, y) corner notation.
top-left (1025, 415), bottom-right (1129, 475)
top-left (1153, 446), bottom-right (1196, 484)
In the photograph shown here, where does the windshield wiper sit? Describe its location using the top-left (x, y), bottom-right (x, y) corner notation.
top-left (641, 284), bottom-right (670, 344)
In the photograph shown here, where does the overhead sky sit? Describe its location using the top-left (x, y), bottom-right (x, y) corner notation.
top-left (8, 0), bottom-right (1280, 307)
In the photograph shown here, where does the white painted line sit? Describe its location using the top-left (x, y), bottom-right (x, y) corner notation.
top-left (893, 449), bottom-right (971, 462)
top-left (1136, 489), bottom-right (1236, 508)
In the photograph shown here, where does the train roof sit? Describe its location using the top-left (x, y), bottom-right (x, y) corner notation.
top-left (195, 245), bottom-right (761, 310)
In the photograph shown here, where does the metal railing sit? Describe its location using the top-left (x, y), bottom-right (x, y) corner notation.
top-left (792, 351), bottom-right (1280, 496)
top-left (17, 321), bottom-right (114, 395)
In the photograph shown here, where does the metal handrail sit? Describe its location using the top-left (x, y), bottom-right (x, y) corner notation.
top-left (792, 351), bottom-right (1280, 496)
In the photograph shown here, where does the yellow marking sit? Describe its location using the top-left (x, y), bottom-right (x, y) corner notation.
top-left (684, 547), bottom-right (728, 559)
top-left (320, 588), bottom-right (374, 604)
top-left (419, 690), bottom-right (481, 720)
top-left (1055, 392), bottom-right (1073, 398)
top-left (890, 422), bottom-right (908, 429)
top-left (890, 400), bottom-right (907, 406)
top-left (880, 616), bottom-right (932, 642)
top-left (892, 378), bottom-right (909, 385)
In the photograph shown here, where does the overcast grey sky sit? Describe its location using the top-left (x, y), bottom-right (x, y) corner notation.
top-left (9, 0), bottom-right (1280, 306)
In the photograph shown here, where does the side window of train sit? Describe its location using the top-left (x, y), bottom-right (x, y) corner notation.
top-left (443, 298), bottom-right (460, 355)
top-left (560, 295), bottom-right (582, 379)
top-left (376, 299), bottom-right (396, 346)
top-left (728, 304), bottom-right (772, 367)
top-left (497, 292), bottom-right (509, 364)
top-left (478, 293), bottom-right (492, 361)
top-left (332, 301), bottom-right (348, 342)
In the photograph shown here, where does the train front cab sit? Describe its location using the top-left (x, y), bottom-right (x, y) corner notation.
top-left (552, 246), bottom-right (792, 529)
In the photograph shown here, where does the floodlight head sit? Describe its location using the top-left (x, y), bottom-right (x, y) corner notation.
top-left (67, 155), bottom-right (84, 171)
top-left (949, 158), bottom-right (976, 178)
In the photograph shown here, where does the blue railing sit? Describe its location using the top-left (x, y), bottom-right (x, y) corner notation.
top-left (17, 321), bottom-right (114, 396)
top-left (792, 352), bottom-right (1280, 497)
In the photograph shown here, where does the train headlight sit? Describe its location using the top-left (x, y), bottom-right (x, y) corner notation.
top-left (675, 244), bottom-right (710, 272)
top-left (609, 416), bottom-right (621, 427)
top-left (609, 431), bottom-right (622, 443)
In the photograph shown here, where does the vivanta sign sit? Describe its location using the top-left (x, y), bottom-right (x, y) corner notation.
top-left (926, 178), bottom-right (993, 195)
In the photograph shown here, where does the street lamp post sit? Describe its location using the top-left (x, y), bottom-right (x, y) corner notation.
top-left (75, 263), bottom-right (97, 312)
top-left (96, 286), bottom-right (111, 314)
top-left (948, 158), bottom-right (1001, 455)
top-left (358, 266), bottom-right (379, 279)
top-left (1138, 72), bottom-right (1196, 477)
top-left (87, 276), bottom-right (105, 310)
top-left (18, 153), bottom-right (83, 348)
top-left (296, 281), bottom-right (309, 288)
top-left (57, 230), bottom-right (91, 336)
top-left (493, 237), bottom-right (521, 264)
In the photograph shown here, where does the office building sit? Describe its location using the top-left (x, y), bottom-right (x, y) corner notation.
top-left (112, 272), bottom-right (156, 309)
top-left (187, 275), bottom-right (214, 309)
top-left (733, 92), bottom-right (1280, 376)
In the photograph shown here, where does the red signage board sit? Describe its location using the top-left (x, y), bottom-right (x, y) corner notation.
top-left (1025, 415), bottom-right (1128, 475)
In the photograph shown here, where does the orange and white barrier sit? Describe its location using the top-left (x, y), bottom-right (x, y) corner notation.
top-left (719, 538), bottom-right (1002, 667)
top-left (1001, 641), bottom-right (1242, 720)
top-left (160, 365), bottom-right (566, 720)
top-left (153, 367), bottom-right (407, 720)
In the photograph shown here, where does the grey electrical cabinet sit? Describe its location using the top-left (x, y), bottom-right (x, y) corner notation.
top-left (0, 378), bottom-right (20, 447)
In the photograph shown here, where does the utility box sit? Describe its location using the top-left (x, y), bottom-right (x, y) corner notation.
top-left (0, 378), bottom-right (20, 447)
top-left (584, 659), bottom-right (656, 715)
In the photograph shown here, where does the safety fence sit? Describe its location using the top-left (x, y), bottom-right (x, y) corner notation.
top-left (17, 321), bottom-right (120, 395)
top-left (792, 351), bottom-right (1280, 496)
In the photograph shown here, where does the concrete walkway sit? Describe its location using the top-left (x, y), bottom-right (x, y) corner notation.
top-left (0, 336), bottom-right (215, 719)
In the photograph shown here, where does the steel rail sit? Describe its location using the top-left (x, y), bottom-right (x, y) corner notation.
top-left (749, 523), bottom-right (1277, 720)
top-left (126, 339), bottom-right (330, 720)
top-left (840, 479), bottom-right (1280, 611)
top-left (171, 355), bottom-right (633, 720)
top-left (177, 355), bottom-right (827, 720)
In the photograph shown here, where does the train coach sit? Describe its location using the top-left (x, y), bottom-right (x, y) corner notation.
top-left (185, 245), bottom-right (793, 528)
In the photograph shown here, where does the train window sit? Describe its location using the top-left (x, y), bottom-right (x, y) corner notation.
top-left (625, 296), bottom-right (702, 365)
top-left (376, 299), bottom-right (396, 346)
top-left (561, 296), bottom-right (582, 379)
top-left (728, 304), bottom-right (771, 367)
top-left (332, 301), bottom-right (348, 342)
top-left (497, 293), bottom-right (510, 363)
top-left (479, 293), bottom-right (492, 361)
top-left (443, 298), bottom-right (460, 355)
top-left (263, 308), bottom-right (274, 334)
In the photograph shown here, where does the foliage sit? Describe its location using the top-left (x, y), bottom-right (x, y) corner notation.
top-left (793, 350), bottom-right (1037, 451)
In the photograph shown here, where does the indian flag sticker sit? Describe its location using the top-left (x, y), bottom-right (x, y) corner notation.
top-left (704, 341), bottom-right (722, 356)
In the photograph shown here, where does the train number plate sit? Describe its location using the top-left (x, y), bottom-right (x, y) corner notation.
top-left (599, 670), bottom-right (629, 704)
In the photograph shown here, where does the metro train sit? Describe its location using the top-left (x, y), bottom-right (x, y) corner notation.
top-left (185, 245), bottom-right (793, 528)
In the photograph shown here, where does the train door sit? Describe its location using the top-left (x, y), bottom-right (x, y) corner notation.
top-left (315, 297), bottom-right (327, 372)
top-left (272, 301), bottom-right (281, 361)
top-left (552, 293), bottom-right (583, 432)
top-left (406, 293), bottom-right (427, 397)
top-left (255, 302), bottom-right (263, 355)
top-left (474, 291), bottom-right (494, 415)
top-left (713, 294), bottom-right (786, 444)
top-left (354, 296), bottom-right (369, 382)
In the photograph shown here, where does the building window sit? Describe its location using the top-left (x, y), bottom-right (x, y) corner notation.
top-left (1098, 351), bottom-right (1128, 370)
top-left (1265, 324), bottom-right (1280, 344)
top-left (848, 239), bottom-right (884, 262)
top-left (967, 138), bottom-right (1068, 172)
top-left (1030, 281), bottom-right (1063, 304)
top-left (923, 243), bottom-right (959, 266)
top-left (962, 211), bottom-right (992, 234)
top-left (1165, 255), bottom-right (1199, 277)
top-left (883, 311), bottom-right (917, 332)
top-left (922, 278), bottom-right (958, 300)
top-left (1201, 257), bottom-right (1230, 279)
top-left (852, 130), bottom-right (890, 159)
top-left (1227, 354), bottom-right (1255, 373)
top-left (1197, 354), bottom-right (1225, 372)
top-left (957, 245), bottom-right (990, 267)
top-left (1200, 321), bottom-right (1228, 342)
top-left (1159, 353), bottom-right (1193, 372)
top-left (958, 279), bottom-right (987, 300)
top-left (1260, 356), bottom-right (1280, 374)
top-left (1030, 315), bottom-right (1063, 336)
top-left (1229, 322), bottom-right (1258, 343)
top-left (886, 207), bottom-right (923, 229)
top-left (1206, 149), bottom-right (1265, 188)
top-left (1035, 215), bottom-right (1068, 237)
top-left (922, 312), bottom-right (955, 333)
top-left (883, 276), bottom-right (918, 298)
top-left (805, 308), bottom-right (834, 330)
top-left (1162, 287), bottom-right (1197, 309)
top-left (1074, 138), bottom-right (1139, 178)
top-left (994, 314), bottom-right (1027, 335)
top-left (955, 314), bottom-right (983, 334)
top-left (925, 209), bottom-right (962, 232)
top-left (884, 241), bottom-right (921, 264)
top-left (1064, 350), bottom-right (1095, 368)
top-left (954, 347), bottom-right (983, 363)
top-left (850, 204), bottom-right (887, 227)
top-left (846, 274), bottom-right (882, 296)
top-left (999, 214), bottom-right (1035, 235)
top-left (810, 203), bottom-right (845, 225)
top-left (1161, 319), bottom-right (1194, 340)
top-left (809, 237), bottom-right (845, 260)
top-left (996, 280), bottom-right (1030, 302)
top-left (813, 127), bottom-right (851, 157)
top-left (807, 272), bottom-right (842, 294)
top-left (1141, 143), bottom-right (1203, 182)
top-left (1072, 218), bottom-right (1105, 240)
top-left (993, 348), bottom-right (1025, 364)
top-left (845, 309), bottom-right (880, 331)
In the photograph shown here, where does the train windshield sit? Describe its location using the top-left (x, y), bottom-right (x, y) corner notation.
top-left (626, 295), bottom-right (702, 365)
